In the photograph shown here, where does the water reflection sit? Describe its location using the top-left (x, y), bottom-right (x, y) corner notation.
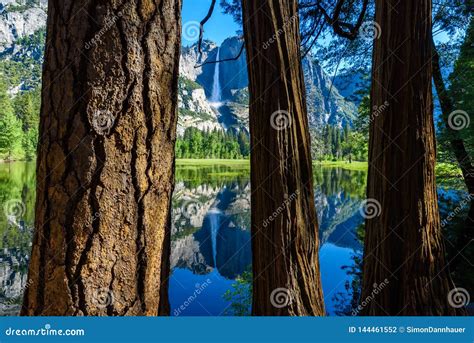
top-left (170, 167), bottom-right (368, 315)
top-left (0, 162), bottom-right (469, 316)
top-left (0, 162), bottom-right (35, 316)
top-left (171, 181), bottom-right (252, 281)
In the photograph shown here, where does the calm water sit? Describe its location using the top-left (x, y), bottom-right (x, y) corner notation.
top-left (0, 162), bottom-right (467, 316)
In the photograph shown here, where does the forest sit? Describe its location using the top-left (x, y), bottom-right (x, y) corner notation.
top-left (0, 0), bottom-right (471, 318)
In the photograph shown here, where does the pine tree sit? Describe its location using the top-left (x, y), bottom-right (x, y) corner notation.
top-left (22, 0), bottom-right (182, 316)
top-left (0, 79), bottom-right (24, 160)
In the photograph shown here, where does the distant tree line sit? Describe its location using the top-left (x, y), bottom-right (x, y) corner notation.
top-left (0, 79), bottom-right (39, 161)
top-left (175, 127), bottom-right (250, 159)
top-left (313, 117), bottom-right (369, 162)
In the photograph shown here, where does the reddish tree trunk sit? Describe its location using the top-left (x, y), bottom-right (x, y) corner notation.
top-left (242, 0), bottom-right (325, 316)
top-left (361, 0), bottom-right (463, 315)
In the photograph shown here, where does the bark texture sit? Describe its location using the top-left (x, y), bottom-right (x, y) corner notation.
top-left (432, 40), bottom-right (474, 267)
top-left (22, 0), bottom-right (181, 316)
top-left (361, 0), bottom-right (463, 315)
top-left (242, 0), bottom-right (325, 316)
top-left (432, 50), bottom-right (474, 195)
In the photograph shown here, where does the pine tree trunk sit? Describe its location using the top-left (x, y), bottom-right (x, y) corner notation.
top-left (361, 0), bottom-right (463, 315)
top-left (242, 0), bottom-right (325, 316)
top-left (22, 0), bottom-right (181, 316)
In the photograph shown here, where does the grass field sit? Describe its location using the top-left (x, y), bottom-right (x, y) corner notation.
top-left (175, 159), bottom-right (466, 189)
top-left (176, 159), bottom-right (250, 166)
top-left (313, 160), bottom-right (368, 171)
top-left (175, 158), bottom-right (369, 171)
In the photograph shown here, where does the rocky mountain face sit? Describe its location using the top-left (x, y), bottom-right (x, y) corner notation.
top-left (177, 77), bottom-right (221, 136)
top-left (171, 181), bottom-right (252, 279)
top-left (0, 248), bottom-right (29, 315)
top-left (0, 2), bottom-right (361, 134)
top-left (179, 37), bottom-right (358, 134)
top-left (303, 58), bottom-right (358, 128)
top-left (333, 69), bottom-right (371, 105)
top-left (0, 0), bottom-right (46, 55)
top-left (169, 174), bottom-right (363, 282)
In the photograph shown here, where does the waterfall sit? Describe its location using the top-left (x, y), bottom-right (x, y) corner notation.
top-left (208, 209), bottom-right (221, 268)
top-left (210, 47), bottom-right (221, 104)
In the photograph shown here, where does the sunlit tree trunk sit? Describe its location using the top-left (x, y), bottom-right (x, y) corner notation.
top-left (22, 0), bottom-right (181, 316)
top-left (242, 0), bottom-right (325, 316)
top-left (361, 0), bottom-right (463, 315)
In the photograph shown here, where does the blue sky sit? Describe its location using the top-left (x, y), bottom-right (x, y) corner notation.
top-left (182, 0), bottom-right (240, 46)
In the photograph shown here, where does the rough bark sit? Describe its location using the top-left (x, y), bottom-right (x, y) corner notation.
top-left (22, 0), bottom-right (181, 316)
top-left (242, 0), bottom-right (325, 316)
top-left (361, 0), bottom-right (463, 315)
top-left (432, 42), bottom-right (474, 192)
top-left (432, 40), bottom-right (474, 262)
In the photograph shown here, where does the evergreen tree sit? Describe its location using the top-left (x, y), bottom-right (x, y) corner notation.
top-left (0, 79), bottom-right (24, 160)
top-left (449, 16), bottom-right (473, 158)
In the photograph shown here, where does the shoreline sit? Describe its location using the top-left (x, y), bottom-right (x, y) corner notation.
top-left (1, 159), bottom-right (465, 186)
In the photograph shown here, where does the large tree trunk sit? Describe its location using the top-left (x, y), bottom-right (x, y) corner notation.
top-left (22, 0), bottom-right (181, 316)
top-left (432, 39), bottom-right (474, 268)
top-left (361, 0), bottom-right (462, 315)
top-left (242, 0), bottom-right (325, 316)
top-left (432, 46), bottom-right (474, 194)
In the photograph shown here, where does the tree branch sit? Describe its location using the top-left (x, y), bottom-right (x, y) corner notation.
top-left (195, 42), bottom-right (245, 68)
top-left (198, 0), bottom-right (217, 54)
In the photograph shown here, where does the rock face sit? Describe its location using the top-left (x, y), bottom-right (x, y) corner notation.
top-left (0, 249), bottom-right (29, 315)
top-left (177, 77), bottom-right (221, 135)
top-left (169, 174), bottom-right (364, 282)
top-left (179, 36), bottom-right (358, 132)
top-left (333, 69), bottom-right (371, 105)
top-left (218, 36), bottom-right (248, 99)
top-left (303, 58), bottom-right (357, 128)
top-left (171, 182), bottom-right (251, 279)
top-left (179, 40), bottom-right (217, 83)
top-left (0, 1), bottom-right (47, 54)
top-left (0, 2), bottom-right (361, 134)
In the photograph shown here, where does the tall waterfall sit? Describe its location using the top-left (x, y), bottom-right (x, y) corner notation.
top-left (208, 209), bottom-right (221, 268)
top-left (210, 47), bottom-right (222, 103)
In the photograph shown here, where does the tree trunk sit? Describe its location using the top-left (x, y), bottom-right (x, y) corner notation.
top-left (242, 0), bottom-right (325, 316)
top-left (432, 42), bottom-right (474, 192)
top-left (432, 41), bottom-right (474, 267)
top-left (361, 0), bottom-right (463, 315)
top-left (22, 0), bottom-right (181, 316)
